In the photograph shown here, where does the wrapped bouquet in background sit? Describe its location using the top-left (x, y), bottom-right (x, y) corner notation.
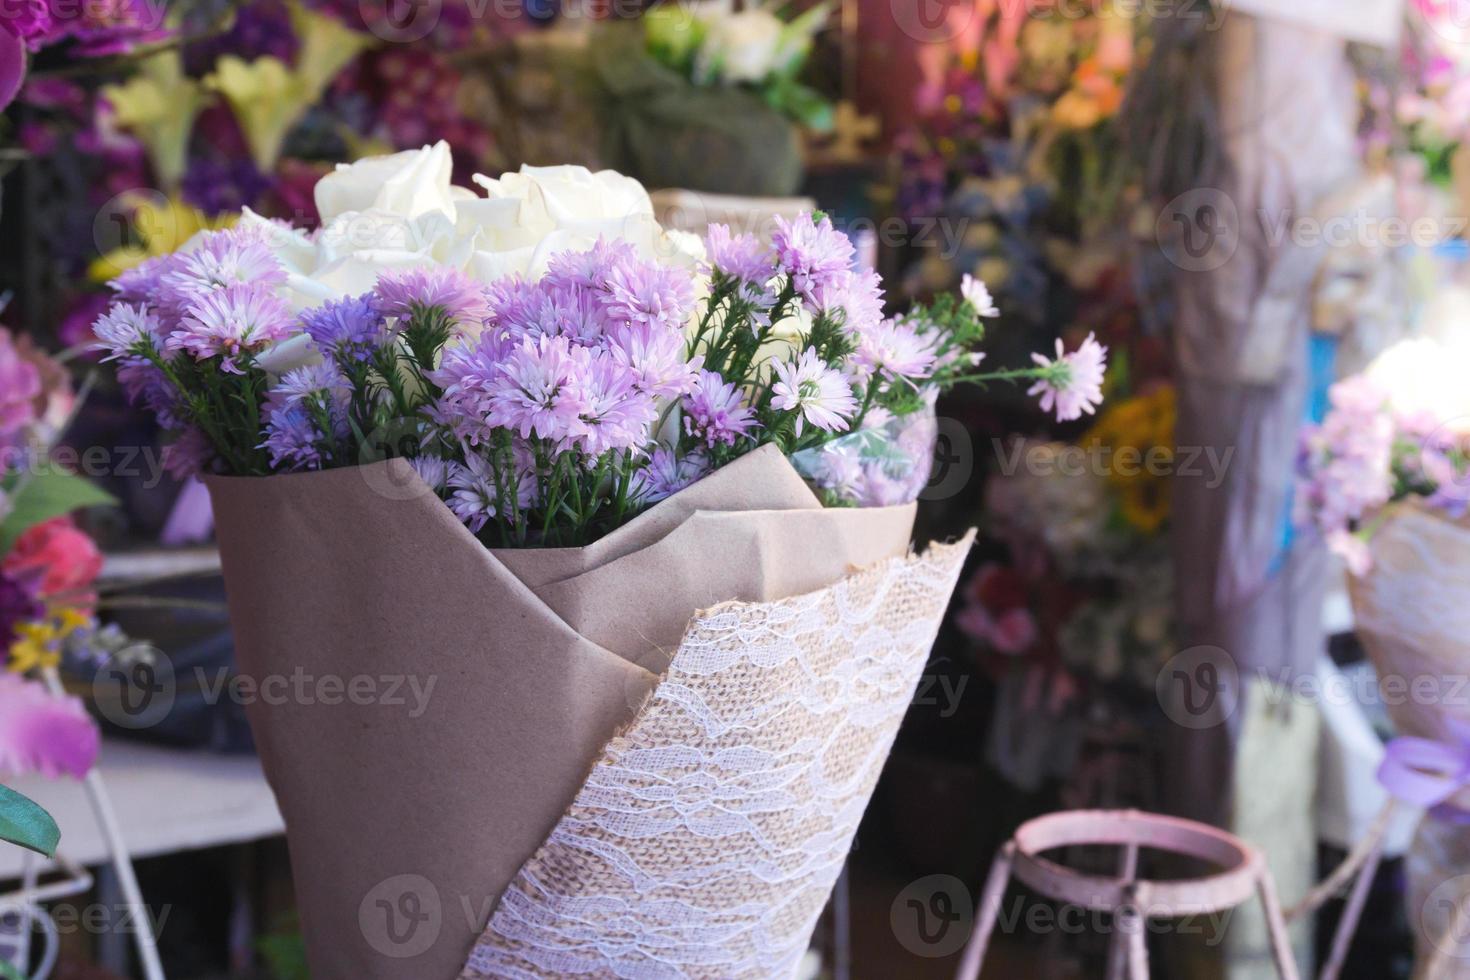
top-left (88, 142), bottom-right (1104, 978)
top-left (1296, 337), bottom-right (1470, 965)
top-left (579, 3), bottom-right (830, 196)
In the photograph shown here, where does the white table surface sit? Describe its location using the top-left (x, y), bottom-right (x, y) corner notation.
top-left (0, 739), bottom-right (282, 880)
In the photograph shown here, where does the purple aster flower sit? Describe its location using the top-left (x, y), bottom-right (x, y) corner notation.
top-left (571, 348), bottom-right (658, 457)
top-left (300, 293), bottom-right (387, 363)
top-left (602, 258), bottom-right (695, 336)
top-left (0, 571), bottom-right (42, 651)
top-left (373, 267), bottom-right (491, 330)
top-left (482, 335), bottom-right (588, 446)
top-left (446, 453), bottom-right (500, 533)
top-left (705, 224), bottom-right (774, 285)
top-left (1028, 332), bottom-right (1108, 422)
top-left (607, 320), bottom-right (701, 399)
top-left (91, 302), bottom-right (163, 365)
top-left (809, 267), bottom-right (884, 337)
top-left (629, 447), bottom-right (709, 506)
top-left (771, 347), bottom-right (859, 436)
top-left (167, 284), bottom-right (294, 373)
top-left (410, 455), bottom-right (450, 492)
top-left (260, 402), bottom-right (328, 472)
top-left (269, 363), bottom-right (350, 415)
top-left (161, 426), bottom-right (216, 479)
top-left (543, 238), bottom-right (638, 294)
top-left (771, 213), bottom-right (856, 302)
top-left (109, 252), bottom-right (179, 307)
top-left (851, 317), bottom-right (938, 382)
top-left (513, 285), bottom-right (608, 347)
top-left (157, 228), bottom-right (287, 320)
top-left (683, 370), bottom-right (757, 448)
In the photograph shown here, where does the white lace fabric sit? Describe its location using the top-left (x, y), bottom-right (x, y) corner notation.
top-left (461, 536), bottom-right (973, 979)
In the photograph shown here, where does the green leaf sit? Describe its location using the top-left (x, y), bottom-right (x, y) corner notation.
top-left (0, 784), bottom-right (60, 858)
top-left (0, 471), bottom-right (117, 553)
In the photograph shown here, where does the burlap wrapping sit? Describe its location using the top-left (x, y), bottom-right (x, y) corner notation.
top-left (462, 535), bottom-right (974, 978)
top-left (1348, 503), bottom-right (1470, 977)
top-left (205, 445), bottom-right (920, 978)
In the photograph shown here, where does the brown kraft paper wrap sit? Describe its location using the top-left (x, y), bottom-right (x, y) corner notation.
top-left (1348, 503), bottom-right (1470, 975)
top-left (204, 444), bottom-right (917, 979)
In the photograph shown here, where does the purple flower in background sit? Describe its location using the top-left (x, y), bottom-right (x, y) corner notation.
top-left (181, 156), bottom-right (273, 217)
top-left (0, 674), bottom-right (99, 780)
top-left (161, 426), bottom-right (216, 479)
top-left (1028, 333), bottom-right (1108, 422)
top-left (771, 347), bottom-right (858, 436)
top-left (572, 348), bottom-right (657, 457)
top-left (0, 328), bottom-right (42, 443)
top-left (705, 224), bottom-right (773, 285)
top-left (300, 293), bottom-right (386, 362)
top-left (158, 229), bottom-right (287, 320)
top-left (771, 213), bottom-right (855, 302)
top-left (0, 572), bottom-right (42, 650)
top-left (683, 370), bottom-right (756, 448)
top-left (167, 284), bottom-right (294, 373)
top-left (373, 267), bottom-right (491, 329)
top-left (630, 447), bottom-right (709, 506)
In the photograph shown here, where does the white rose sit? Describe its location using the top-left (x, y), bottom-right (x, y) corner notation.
top-left (248, 144), bottom-right (706, 371)
top-left (249, 143), bottom-right (704, 312)
top-left (699, 9), bottom-right (784, 84)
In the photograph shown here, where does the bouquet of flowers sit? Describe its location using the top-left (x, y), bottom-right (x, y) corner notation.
top-left (577, 4), bottom-right (830, 197)
top-left (0, 325), bottom-right (105, 850)
top-left (1296, 338), bottom-right (1470, 964)
top-left (89, 141), bottom-right (1104, 978)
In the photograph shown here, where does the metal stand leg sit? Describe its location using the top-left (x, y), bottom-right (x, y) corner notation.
top-left (1318, 829), bottom-right (1386, 980)
top-left (954, 842), bottom-right (1016, 980)
top-left (1107, 843), bottom-right (1141, 980)
top-left (1257, 870), bottom-right (1300, 980)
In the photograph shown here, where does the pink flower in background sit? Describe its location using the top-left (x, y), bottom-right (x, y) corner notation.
top-left (3, 517), bottom-right (104, 608)
top-left (0, 327), bottom-right (41, 443)
top-left (0, 674), bottom-right (99, 780)
top-left (1029, 332), bottom-right (1108, 422)
top-left (956, 563), bottom-right (1038, 656)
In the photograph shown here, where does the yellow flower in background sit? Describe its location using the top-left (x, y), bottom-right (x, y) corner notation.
top-left (88, 195), bottom-right (236, 283)
top-left (207, 2), bottom-right (373, 172)
top-left (8, 609), bottom-right (88, 674)
top-left (1082, 385), bottom-right (1176, 535)
top-left (102, 51), bottom-right (211, 191)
